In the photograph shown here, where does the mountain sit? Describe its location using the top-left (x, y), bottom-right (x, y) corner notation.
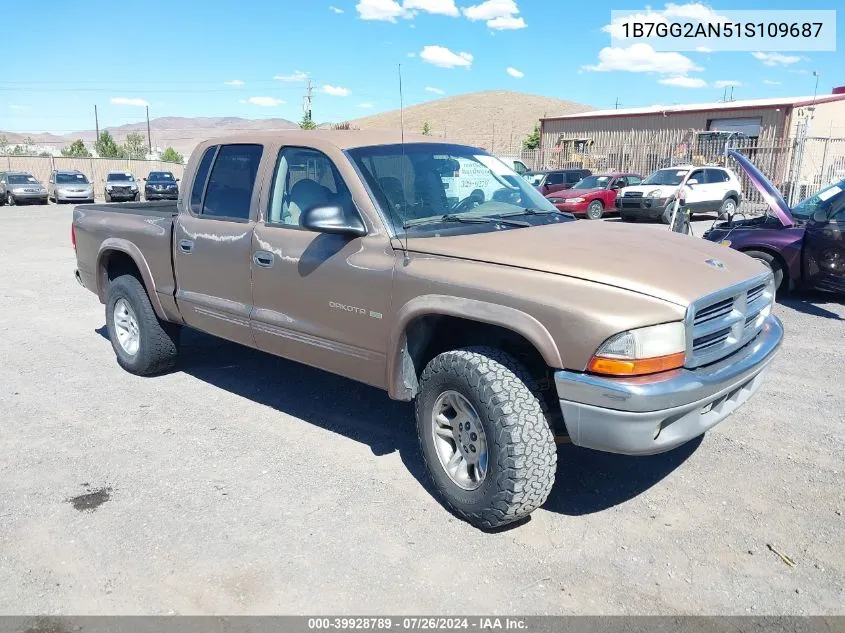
top-left (1, 91), bottom-right (590, 158)
top-left (1, 116), bottom-right (299, 157)
top-left (343, 91), bottom-right (591, 151)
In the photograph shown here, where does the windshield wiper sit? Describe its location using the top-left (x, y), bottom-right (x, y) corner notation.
top-left (403, 214), bottom-right (529, 229)
top-left (498, 208), bottom-right (556, 217)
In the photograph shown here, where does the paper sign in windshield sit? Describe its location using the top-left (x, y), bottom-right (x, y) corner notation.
top-left (818, 185), bottom-right (842, 202)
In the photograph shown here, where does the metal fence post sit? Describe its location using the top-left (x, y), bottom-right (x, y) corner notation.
top-left (819, 137), bottom-right (831, 184)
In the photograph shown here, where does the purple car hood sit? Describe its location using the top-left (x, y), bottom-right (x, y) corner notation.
top-left (728, 150), bottom-right (794, 228)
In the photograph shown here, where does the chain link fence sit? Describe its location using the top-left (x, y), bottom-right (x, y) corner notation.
top-left (1, 155), bottom-right (185, 202)
top-left (498, 135), bottom-right (845, 213)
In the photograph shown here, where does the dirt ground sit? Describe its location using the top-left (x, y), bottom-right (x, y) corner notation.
top-left (0, 206), bottom-right (843, 614)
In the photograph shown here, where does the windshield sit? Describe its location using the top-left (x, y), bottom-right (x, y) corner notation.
top-left (148, 171), bottom-right (174, 181)
top-left (56, 173), bottom-right (89, 184)
top-left (526, 173), bottom-right (545, 186)
top-left (791, 179), bottom-right (845, 220)
top-left (573, 175), bottom-right (611, 189)
top-left (107, 173), bottom-right (134, 182)
top-left (8, 174), bottom-right (37, 184)
top-left (347, 143), bottom-right (559, 233)
top-left (643, 169), bottom-right (688, 186)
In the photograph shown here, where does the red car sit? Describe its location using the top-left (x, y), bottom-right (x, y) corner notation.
top-left (546, 172), bottom-right (643, 220)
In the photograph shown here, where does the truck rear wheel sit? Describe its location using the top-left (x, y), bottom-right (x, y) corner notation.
top-left (105, 274), bottom-right (180, 376)
top-left (415, 346), bottom-right (557, 529)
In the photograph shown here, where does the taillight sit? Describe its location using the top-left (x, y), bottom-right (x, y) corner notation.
top-left (71, 224), bottom-right (76, 250)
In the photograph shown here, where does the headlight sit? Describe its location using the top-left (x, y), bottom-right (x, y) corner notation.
top-left (588, 322), bottom-right (686, 376)
top-left (569, 197), bottom-right (585, 203)
top-left (106, 185), bottom-right (114, 190)
top-left (130, 184), bottom-right (138, 190)
top-left (647, 189), bottom-right (663, 197)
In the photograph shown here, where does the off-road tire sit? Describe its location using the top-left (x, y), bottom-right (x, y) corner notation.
top-left (743, 250), bottom-right (785, 293)
top-left (415, 346), bottom-right (557, 529)
top-left (586, 200), bottom-right (604, 220)
top-left (105, 274), bottom-right (180, 376)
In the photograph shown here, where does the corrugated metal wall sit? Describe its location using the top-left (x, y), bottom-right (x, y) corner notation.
top-left (540, 106), bottom-right (789, 151)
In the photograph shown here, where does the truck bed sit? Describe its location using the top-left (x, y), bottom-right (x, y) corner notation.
top-left (72, 200), bottom-right (179, 312)
top-left (78, 200), bottom-right (178, 219)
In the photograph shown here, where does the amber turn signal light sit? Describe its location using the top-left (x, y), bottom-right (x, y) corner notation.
top-left (587, 351), bottom-right (686, 376)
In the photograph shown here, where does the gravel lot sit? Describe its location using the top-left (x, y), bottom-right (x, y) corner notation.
top-left (1, 205), bottom-right (843, 615)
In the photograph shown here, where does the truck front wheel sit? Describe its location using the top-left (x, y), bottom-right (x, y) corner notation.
top-left (105, 274), bottom-right (180, 375)
top-left (415, 347), bottom-right (557, 529)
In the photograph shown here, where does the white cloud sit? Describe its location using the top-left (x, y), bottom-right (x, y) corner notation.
top-left (425, 86), bottom-right (445, 94)
top-left (487, 15), bottom-right (525, 29)
top-left (752, 52), bottom-right (801, 66)
top-left (223, 79), bottom-right (244, 87)
top-left (356, 0), bottom-right (411, 21)
top-left (111, 97), bottom-right (149, 107)
top-left (662, 2), bottom-right (728, 22)
top-left (506, 66), bottom-right (524, 78)
top-left (247, 96), bottom-right (286, 107)
top-left (582, 44), bottom-right (701, 75)
top-left (323, 84), bottom-right (351, 96)
top-left (714, 80), bottom-right (741, 88)
top-left (329, 5), bottom-right (344, 12)
top-left (763, 79), bottom-right (783, 85)
top-left (420, 45), bottom-right (473, 68)
top-left (462, 0), bottom-right (525, 30)
top-left (274, 70), bottom-right (309, 82)
top-left (358, 102), bottom-right (375, 108)
top-left (404, 0), bottom-right (458, 16)
top-left (658, 75), bottom-right (708, 88)
top-left (695, 46), bottom-right (712, 53)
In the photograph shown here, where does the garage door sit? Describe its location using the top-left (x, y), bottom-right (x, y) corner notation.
top-left (707, 117), bottom-right (763, 137)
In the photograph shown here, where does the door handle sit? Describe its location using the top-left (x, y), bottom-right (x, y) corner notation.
top-left (253, 251), bottom-right (274, 268)
top-left (178, 239), bottom-right (194, 254)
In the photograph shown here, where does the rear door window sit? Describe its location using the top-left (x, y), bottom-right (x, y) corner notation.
top-left (190, 146), bottom-right (217, 214)
top-left (545, 173), bottom-right (564, 185)
top-left (200, 144), bottom-right (263, 221)
top-left (565, 172), bottom-right (582, 184)
top-left (705, 169), bottom-right (729, 184)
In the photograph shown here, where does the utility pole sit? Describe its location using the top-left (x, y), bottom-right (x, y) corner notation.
top-left (614, 97), bottom-right (620, 109)
top-left (145, 105), bottom-right (152, 155)
top-left (94, 105), bottom-right (100, 145)
top-left (303, 79), bottom-right (313, 120)
top-left (729, 86), bottom-right (734, 101)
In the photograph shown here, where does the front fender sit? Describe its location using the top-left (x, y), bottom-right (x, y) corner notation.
top-left (386, 294), bottom-right (563, 400)
top-left (96, 238), bottom-right (166, 319)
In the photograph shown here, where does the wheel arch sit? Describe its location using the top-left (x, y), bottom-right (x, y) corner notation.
top-left (387, 295), bottom-right (563, 401)
top-left (96, 239), bottom-right (166, 319)
top-left (737, 245), bottom-right (790, 289)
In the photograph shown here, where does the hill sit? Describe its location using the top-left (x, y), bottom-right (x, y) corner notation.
top-left (344, 91), bottom-right (591, 152)
top-left (1, 91), bottom-right (590, 158)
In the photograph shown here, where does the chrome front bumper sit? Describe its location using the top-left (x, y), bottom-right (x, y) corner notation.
top-left (554, 315), bottom-right (783, 456)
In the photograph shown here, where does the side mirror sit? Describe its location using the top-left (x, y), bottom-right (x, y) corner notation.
top-left (300, 204), bottom-right (367, 237)
top-left (687, 178), bottom-right (698, 186)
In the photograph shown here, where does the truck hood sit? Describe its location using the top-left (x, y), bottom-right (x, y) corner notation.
top-left (405, 221), bottom-right (768, 307)
top-left (728, 150), bottom-right (794, 228)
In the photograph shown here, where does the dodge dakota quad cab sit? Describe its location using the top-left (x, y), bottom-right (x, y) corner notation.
top-left (72, 131), bottom-right (783, 529)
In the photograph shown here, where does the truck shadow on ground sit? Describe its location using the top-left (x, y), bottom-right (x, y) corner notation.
top-left (778, 290), bottom-right (843, 321)
top-left (95, 326), bottom-right (699, 523)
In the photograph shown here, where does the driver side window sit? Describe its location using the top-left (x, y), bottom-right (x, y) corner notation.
top-left (267, 147), bottom-right (353, 228)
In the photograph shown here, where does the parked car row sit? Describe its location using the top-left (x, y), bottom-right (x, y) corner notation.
top-left (0, 169), bottom-right (180, 206)
top-left (517, 162), bottom-right (743, 223)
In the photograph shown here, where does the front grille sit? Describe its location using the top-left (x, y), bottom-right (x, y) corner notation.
top-left (686, 273), bottom-right (774, 368)
top-left (624, 191), bottom-right (644, 198)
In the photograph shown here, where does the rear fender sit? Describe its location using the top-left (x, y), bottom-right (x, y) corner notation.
top-left (96, 238), bottom-right (166, 319)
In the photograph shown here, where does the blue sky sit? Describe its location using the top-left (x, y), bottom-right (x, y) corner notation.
top-left (2, 0), bottom-right (842, 134)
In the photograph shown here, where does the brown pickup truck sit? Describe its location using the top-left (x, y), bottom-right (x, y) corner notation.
top-left (72, 131), bottom-right (783, 529)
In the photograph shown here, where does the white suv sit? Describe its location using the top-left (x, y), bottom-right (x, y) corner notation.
top-left (615, 165), bottom-right (741, 223)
